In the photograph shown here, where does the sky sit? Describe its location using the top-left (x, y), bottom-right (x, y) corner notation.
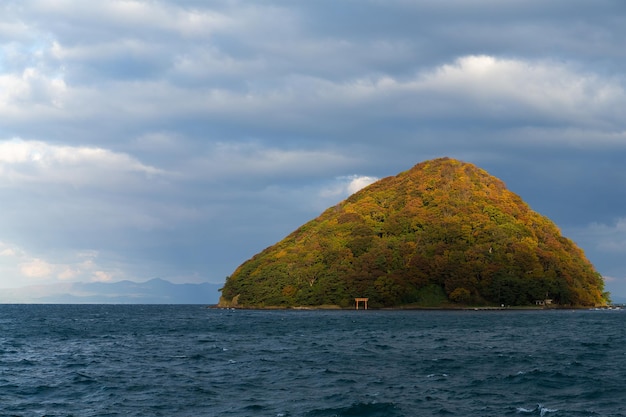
top-left (1, 0), bottom-right (626, 299)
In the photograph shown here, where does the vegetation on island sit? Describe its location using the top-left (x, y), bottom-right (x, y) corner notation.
top-left (219, 158), bottom-right (607, 308)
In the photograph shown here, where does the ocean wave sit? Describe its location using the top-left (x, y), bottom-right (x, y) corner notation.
top-left (305, 401), bottom-right (403, 417)
top-left (516, 404), bottom-right (558, 416)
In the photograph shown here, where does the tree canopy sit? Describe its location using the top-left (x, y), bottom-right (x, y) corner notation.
top-left (219, 158), bottom-right (606, 308)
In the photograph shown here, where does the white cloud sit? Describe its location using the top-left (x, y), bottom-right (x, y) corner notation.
top-left (0, 242), bottom-right (20, 258)
top-left (347, 175), bottom-right (379, 194)
top-left (92, 270), bottom-right (114, 283)
top-left (0, 242), bottom-right (123, 287)
top-left (0, 138), bottom-right (166, 187)
top-left (417, 55), bottom-right (624, 123)
top-left (319, 175), bottom-right (379, 199)
top-left (0, 67), bottom-right (67, 112)
top-left (295, 55), bottom-right (626, 133)
top-left (0, 248), bottom-right (17, 257)
top-left (57, 266), bottom-right (79, 281)
top-left (19, 258), bottom-right (53, 279)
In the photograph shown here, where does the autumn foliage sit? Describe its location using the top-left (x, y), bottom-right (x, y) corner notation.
top-left (220, 158), bottom-right (606, 308)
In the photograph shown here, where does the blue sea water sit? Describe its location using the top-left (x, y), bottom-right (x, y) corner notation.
top-left (0, 305), bottom-right (624, 416)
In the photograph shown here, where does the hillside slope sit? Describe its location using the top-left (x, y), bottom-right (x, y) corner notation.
top-left (220, 158), bottom-right (606, 308)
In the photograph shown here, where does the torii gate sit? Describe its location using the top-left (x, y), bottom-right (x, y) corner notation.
top-left (355, 298), bottom-right (369, 310)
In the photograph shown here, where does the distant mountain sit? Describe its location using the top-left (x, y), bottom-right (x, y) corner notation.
top-left (0, 278), bottom-right (221, 304)
top-left (220, 157), bottom-right (607, 308)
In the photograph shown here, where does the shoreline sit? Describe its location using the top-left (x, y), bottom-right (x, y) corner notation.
top-left (208, 304), bottom-right (609, 311)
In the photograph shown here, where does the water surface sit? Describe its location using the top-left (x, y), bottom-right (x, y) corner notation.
top-left (0, 305), bottom-right (624, 416)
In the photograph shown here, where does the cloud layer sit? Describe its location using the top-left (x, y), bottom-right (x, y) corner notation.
top-left (1, 0), bottom-right (625, 297)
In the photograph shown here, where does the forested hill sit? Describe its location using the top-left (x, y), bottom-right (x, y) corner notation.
top-left (219, 157), bottom-right (606, 308)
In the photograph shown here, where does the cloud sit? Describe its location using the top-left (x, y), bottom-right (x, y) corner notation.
top-left (187, 142), bottom-right (358, 182)
top-left (563, 219), bottom-right (626, 298)
top-left (0, 241), bottom-right (123, 287)
top-left (265, 55), bottom-right (624, 136)
top-left (92, 270), bottom-right (114, 283)
top-left (149, 57), bottom-right (614, 141)
top-left (0, 68), bottom-right (66, 114)
top-left (0, 248), bottom-right (17, 257)
top-left (1, 0), bottom-right (625, 299)
top-left (181, 56), bottom-right (623, 136)
top-left (575, 219), bottom-right (626, 253)
top-left (347, 175), bottom-right (379, 194)
top-left (415, 56), bottom-right (624, 126)
top-left (5, 7), bottom-right (624, 146)
top-left (0, 19), bottom-right (31, 41)
top-left (31, 0), bottom-right (233, 41)
top-left (2, 56), bottom-right (623, 289)
top-left (0, 138), bottom-right (167, 187)
top-left (319, 175), bottom-right (380, 199)
top-left (57, 266), bottom-right (79, 281)
top-left (19, 258), bottom-right (53, 278)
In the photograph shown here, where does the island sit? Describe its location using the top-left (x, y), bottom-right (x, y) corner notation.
top-left (219, 157), bottom-right (607, 309)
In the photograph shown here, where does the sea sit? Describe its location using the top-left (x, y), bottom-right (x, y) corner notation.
top-left (0, 305), bottom-right (624, 417)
